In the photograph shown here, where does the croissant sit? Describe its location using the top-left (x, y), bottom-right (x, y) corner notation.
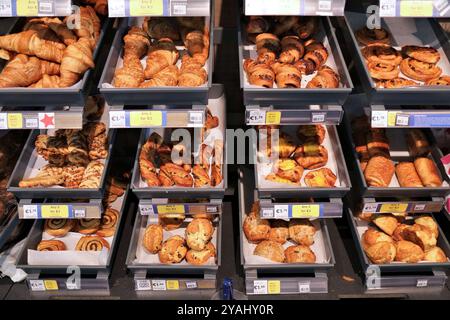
top-left (114, 55), bottom-right (145, 87)
top-left (143, 17), bottom-right (180, 40)
top-left (255, 33), bottom-right (280, 57)
top-left (186, 31), bottom-right (209, 66)
top-left (293, 17), bottom-right (317, 39)
top-left (59, 38), bottom-right (95, 87)
top-left (243, 59), bottom-right (274, 88)
top-left (29, 74), bottom-right (60, 88)
top-left (273, 16), bottom-right (298, 36)
top-left (0, 30), bottom-right (64, 63)
top-left (272, 62), bottom-right (302, 88)
top-left (0, 54), bottom-right (42, 88)
top-left (140, 65), bottom-right (178, 87)
top-left (279, 36), bottom-right (304, 64)
top-left (182, 29), bottom-right (205, 56)
top-left (304, 40), bottom-right (328, 70)
top-left (144, 38), bottom-right (179, 79)
top-left (306, 65), bottom-right (339, 88)
top-left (41, 17), bottom-right (78, 46)
top-left (123, 27), bottom-right (150, 59)
top-left (178, 56), bottom-right (207, 87)
top-left (40, 59), bottom-right (60, 75)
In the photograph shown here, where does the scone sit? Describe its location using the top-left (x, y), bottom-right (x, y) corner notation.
top-left (414, 216), bottom-right (438, 239)
top-left (365, 241), bottom-right (396, 264)
top-left (243, 211), bottom-right (270, 243)
top-left (185, 218), bottom-right (214, 251)
top-left (288, 219), bottom-right (316, 246)
top-left (159, 213), bottom-right (185, 231)
top-left (361, 228), bottom-right (394, 250)
top-left (186, 242), bottom-right (216, 265)
top-left (402, 224), bottom-right (437, 251)
top-left (268, 220), bottom-right (289, 244)
top-left (392, 224), bottom-right (409, 241)
top-left (395, 240), bottom-right (424, 263)
top-left (372, 214), bottom-right (398, 236)
top-left (424, 247), bottom-right (447, 263)
top-left (158, 235), bottom-right (188, 264)
top-left (143, 224), bottom-right (163, 254)
top-left (254, 240), bottom-right (285, 263)
top-left (284, 245), bottom-right (316, 263)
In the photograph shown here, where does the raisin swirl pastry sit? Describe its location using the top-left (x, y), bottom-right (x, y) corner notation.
top-left (279, 36), bottom-right (304, 64)
top-left (44, 219), bottom-right (76, 237)
top-left (362, 44), bottom-right (402, 66)
top-left (355, 26), bottom-right (390, 46)
top-left (400, 58), bottom-right (442, 82)
top-left (402, 46), bottom-right (440, 64)
top-left (376, 77), bottom-right (418, 88)
top-left (37, 240), bottom-right (66, 251)
top-left (367, 61), bottom-right (399, 80)
top-left (306, 65), bottom-right (339, 88)
top-left (75, 235), bottom-right (110, 251)
top-left (304, 39), bottom-right (328, 71)
top-left (243, 59), bottom-right (275, 88)
top-left (271, 62), bottom-right (302, 88)
top-left (426, 76), bottom-right (450, 86)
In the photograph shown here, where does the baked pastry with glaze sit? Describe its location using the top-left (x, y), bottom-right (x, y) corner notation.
top-left (158, 235), bottom-right (187, 264)
top-left (400, 58), bottom-right (442, 82)
top-left (271, 62), bottom-right (302, 88)
top-left (364, 156), bottom-right (395, 187)
top-left (288, 219), bottom-right (316, 246)
top-left (294, 144), bottom-right (328, 169)
top-left (402, 45), bottom-right (440, 64)
top-left (304, 168), bottom-right (337, 187)
top-left (297, 125), bottom-right (326, 144)
top-left (424, 247), bottom-right (447, 262)
top-left (367, 61), bottom-right (399, 80)
top-left (279, 36), bottom-right (304, 64)
top-left (414, 216), bottom-right (438, 239)
top-left (243, 59), bottom-right (275, 88)
top-left (268, 220), bottom-right (289, 244)
top-left (75, 235), bottom-right (110, 251)
top-left (355, 27), bottom-right (390, 46)
top-left (284, 245), bottom-right (316, 263)
top-left (395, 240), bottom-right (424, 263)
top-left (365, 241), bottom-right (396, 264)
top-left (304, 40), bottom-right (328, 71)
top-left (395, 162), bottom-right (423, 187)
top-left (372, 215), bottom-right (398, 236)
top-left (306, 65), bottom-right (339, 88)
top-left (266, 159), bottom-right (304, 184)
top-left (402, 224), bottom-right (437, 251)
top-left (37, 239), bottom-right (66, 251)
top-left (186, 242), bottom-right (216, 265)
top-left (143, 224), bottom-right (163, 254)
top-left (362, 44), bottom-right (402, 66)
top-left (96, 208), bottom-right (119, 238)
top-left (243, 210), bottom-right (270, 243)
top-left (186, 218), bottom-right (214, 251)
top-left (76, 218), bottom-right (100, 234)
top-left (253, 240), bottom-right (285, 263)
top-left (44, 219), bottom-right (75, 237)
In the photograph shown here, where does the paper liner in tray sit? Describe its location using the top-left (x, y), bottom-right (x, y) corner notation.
top-left (242, 219), bottom-right (331, 265)
top-left (134, 215), bottom-right (218, 266)
top-left (256, 125), bottom-right (341, 189)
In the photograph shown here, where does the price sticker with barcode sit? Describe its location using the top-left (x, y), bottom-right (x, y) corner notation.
top-left (395, 114), bottom-right (410, 126)
top-left (298, 281), bottom-right (311, 293)
top-left (172, 4), bottom-right (186, 15)
top-left (261, 208), bottom-right (274, 218)
top-left (413, 204), bottom-right (426, 212)
top-left (29, 280), bottom-right (46, 291)
top-left (186, 281), bottom-right (198, 289)
top-left (188, 111), bottom-right (204, 126)
top-left (135, 279), bottom-right (152, 291)
top-left (74, 209), bottom-right (86, 218)
top-left (38, 0), bottom-right (54, 15)
top-left (311, 112), bottom-right (326, 123)
top-left (417, 279), bottom-right (428, 287)
top-left (0, 113), bottom-right (7, 129)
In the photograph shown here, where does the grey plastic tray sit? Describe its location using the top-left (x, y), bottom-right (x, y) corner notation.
top-left (0, 18), bottom-right (113, 107)
top-left (239, 16), bottom-right (353, 106)
top-left (341, 12), bottom-right (450, 105)
top-left (7, 129), bottom-right (116, 199)
top-left (99, 17), bottom-right (214, 106)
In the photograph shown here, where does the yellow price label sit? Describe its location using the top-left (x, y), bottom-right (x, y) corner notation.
top-left (130, 111), bottom-right (163, 127)
top-left (267, 280), bottom-right (281, 294)
top-left (387, 111), bottom-right (398, 127)
top-left (157, 205), bottom-right (185, 214)
top-left (17, 0), bottom-right (38, 16)
top-left (292, 205), bottom-right (320, 218)
top-left (380, 203), bottom-right (408, 213)
top-left (130, 0), bottom-right (163, 16)
top-left (166, 280), bottom-right (179, 290)
top-left (44, 280), bottom-right (58, 291)
top-left (265, 112), bottom-right (281, 125)
top-left (400, 1), bottom-right (433, 17)
top-left (41, 205), bottom-right (70, 218)
top-left (7, 113), bottom-right (23, 129)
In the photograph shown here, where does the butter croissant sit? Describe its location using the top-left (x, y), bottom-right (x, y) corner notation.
top-left (144, 38), bottom-right (179, 79)
top-left (0, 54), bottom-right (42, 88)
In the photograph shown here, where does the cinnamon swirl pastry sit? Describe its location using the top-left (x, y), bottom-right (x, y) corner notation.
top-left (402, 46), bottom-right (440, 64)
top-left (376, 77), bottom-right (418, 88)
top-left (243, 59), bottom-right (274, 88)
top-left (75, 235), bottom-right (110, 251)
top-left (37, 240), bottom-right (66, 251)
top-left (362, 44), bottom-right (402, 66)
top-left (355, 27), bottom-right (390, 46)
top-left (44, 219), bottom-right (75, 237)
top-left (76, 218), bottom-right (100, 234)
top-left (426, 76), bottom-right (450, 86)
top-left (400, 58), bottom-right (442, 82)
top-left (367, 61), bottom-right (399, 80)
top-left (97, 208), bottom-right (119, 237)
top-left (306, 65), bottom-right (339, 88)
top-left (272, 62), bottom-right (302, 88)
top-left (279, 36), bottom-right (304, 64)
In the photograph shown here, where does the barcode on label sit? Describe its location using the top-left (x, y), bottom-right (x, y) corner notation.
top-left (74, 209), bottom-right (86, 218)
top-left (25, 118), bottom-right (38, 129)
top-left (29, 280), bottom-right (46, 291)
top-left (261, 208), bottom-right (274, 218)
top-left (362, 203), bottom-right (379, 213)
top-left (38, 1), bottom-right (54, 14)
top-left (298, 282), bottom-right (311, 293)
top-left (0, 0), bottom-right (12, 16)
top-left (413, 204), bottom-right (426, 211)
top-left (395, 114), bottom-right (409, 126)
top-left (189, 111), bottom-right (203, 125)
top-left (206, 206), bottom-right (218, 213)
top-left (0, 114), bottom-right (7, 129)
top-left (186, 281), bottom-right (197, 289)
top-left (135, 279), bottom-right (152, 291)
top-left (173, 4), bottom-right (186, 15)
top-left (311, 113), bottom-right (326, 123)
top-left (417, 279), bottom-right (428, 287)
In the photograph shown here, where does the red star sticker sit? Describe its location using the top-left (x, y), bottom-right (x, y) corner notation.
top-left (40, 114), bottom-right (54, 127)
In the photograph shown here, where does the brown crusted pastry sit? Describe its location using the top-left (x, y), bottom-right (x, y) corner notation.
top-left (407, 129), bottom-right (430, 157)
top-left (362, 44), bottom-right (402, 66)
top-left (37, 240), bottom-right (66, 251)
top-left (355, 27), bottom-right (390, 46)
top-left (159, 213), bottom-right (185, 231)
top-left (362, 228), bottom-right (394, 251)
top-left (372, 215), bottom-right (398, 236)
top-left (114, 55), bottom-right (145, 87)
top-left (426, 76), bottom-right (450, 86)
top-left (243, 210), bottom-right (270, 243)
top-left (75, 235), bottom-right (110, 251)
top-left (96, 208), bottom-right (119, 238)
top-left (402, 224), bottom-right (437, 251)
top-left (186, 242), bottom-right (216, 265)
top-left (424, 247), bottom-right (447, 262)
top-left (0, 54), bottom-right (42, 88)
top-left (145, 38), bottom-right (179, 79)
top-left (376, 77), bottom-right (418, 88)
top-left (255, 33), bottom-right (281, 57)
top-left (139, 132), bottom-right (162, 187)
top-left (143, 224), bottom-right (163, 254)
top-left (59, 38), bottom-right (95, 87)
top-left (367, 61), bottom-right (399, 80)
top-left (186, 218), bottom-right (214, 251)
top-left (393, 224), bottom-right (410, 241)
top-left (293, 17), bottom-right (317, 39)
top-left (364, 156), bottom-right (395, 187)
top-left (288, 219), bottom-right (316, 246)
top-left (29, 74), bottom-right (61, 88)
top-left (19, 164), bottom-right (65, 188)
top-left (304, 167), bottom-right (337, 187)
top-left (159, 162), bottom-right (193, 187)
top-left (414, 216), bottom-right (438, 239)
top-left (285, 245), bottom-right (316, 263)
top-left (182, 29), bottom-right (206, 56)
top-left (304, 40), bottom-right (328, 71)
top-left (365, 241), bottom-right (396, 264)
top-left (246, 16), bottom-right (270, 36)
top-left (395, 162), bottom-right (423, 188)
top-left (158, 235), bottom-right (187, 264)
top-left (262, 130), bottom-right (296, 158)
top-left (293, 144), bottom-right (328, 169)
top-left (192, 164), bottom-right (210, 187)
top-left (140, 65), bottom-right (178, 87)
top-left (268, 220), bottom-right (289, 245)
top-left (79, 161), bottom-right (104, 188)
top-left (253, 240), bottom-right (285, 263)
top-left (414, 157), bottom-right (442, 187)
top-left (123, 27), bottom-right (150, 59)
top-left (66, 130), bottom-right (89, 166)
top-left (44, 219), bottom-right (75, 237)
top-left (402, 46), bottom-right (440, 64)
top-left (279, 36), bottom-right (304, 64)
top-left (76, 218), bottom-right (100, 234)
top-left (62, 165), bottom-right (85, 188)
top-left (271, 62), bottom-right (302, 88)
top-left (293, 59), bottom-right (315, 75)
top-left (267, 159), bottom-right (304, 184)
top-left (297, 125), bottom-right (325, 144)
top-left (395, 240), bottom-right (424, 263)
top-left (366, 129), bottom-right (390, 158)
top-left (143, 17), bottom-right (179, 41)
top-left (243, 59), bottom-right (275, 88)
top-left (273, 16), bottom-right (298, 36)
top-left (400, 58), bottom-right (442, 82)
top-left (178, 55), bottom-right (208, 87)
top-left (306, 65), bottom-right (339, 88)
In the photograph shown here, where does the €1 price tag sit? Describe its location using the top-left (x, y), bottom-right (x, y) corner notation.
top-left (371, 111), bottom-right (388, 128)
top-left (400, 0), bottom-right (433, 17)
top-left (292, 205), bottom-right (320, 218)
top-left (130, 111), bottom-right (163, 127)
top-left (166, 280), bottom-right (179, 290)
top-left (157, 204), bottom-right (185, 214)
top-left (267, 280), bottom-right (281, 294)
top-left (41, 205), bottom-right (70, 218)
top-left (7, 113), bottom-right (23, 129)
top-left (44, 280), bottom-right (58, 291)
top-left (17, 0), bottom-right (38, 16)
top-left (380, 203), bottom-right (408, 213)
top-left (265, 111), bottom-right (281, 125)
top-left (130, 0), bottom-right (163, 16)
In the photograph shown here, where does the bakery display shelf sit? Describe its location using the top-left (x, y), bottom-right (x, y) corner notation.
top-left (7, 128), bottom-right (116, 199)
top-left (99, 17), bottom-right (214, 106)
top-left (244, 0), bottom-right (346, 17)
top-left (108, 105), bottom-right (207, 129)
top-left (17, 198), bottom-right (103, 219)
top-left (0, 106), bottom-right (84, 130)
top-left (239, 16), bottom-right (353, 106)
top-left (360, 198), bottom-right (445, 215)
top-left (245, 105), bottom-right (343, 126)
top-left (0, 17), bottom-right (114, 107)
top-left (126, 208), bottom-right (221, 291)
top-left (346, 208), bottom-right (450, 290)
top-left (238, 167), bottom-right (335, 295)
top-left (341, 12), bottom-right (450, 105)
top-left (379, 0), bottom-right (450, 18)
top-left (371, 105), bottom-right (450, 129)
top-left (254, 125), bottom-right (351, 199)
top-left (108, 0), bottom-right (211, 17)
top-left (0, 0), bottom-right (72, 17)
top-left (138, 199), bottom-right (222, 216)
top-left (16, 187), bottom-right (130, 293)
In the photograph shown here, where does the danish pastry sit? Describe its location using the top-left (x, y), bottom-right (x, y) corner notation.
top-left (297, 125), bottom-right (326, 144)
top-left (426, 76), bottom-right (450, 86)
top-left (253, 240), bottom-right (285, 263)
top-left (402, 45), bottom-right (440, 64)
top-left (243, 210), bottom-right (270, 243)
top-left (413, 157), bottom-right (442, 187)
top-left (362, 228), bottom-right (394, 251)
top-left (288, 219), bottom-right (316, 246)
top-left (284, 245), bottom-right (316, 263)
top-left (293, 144), bottom-right (328, 170)
top-left (304, 168), bottom-right (337, 188)
top-left (400, 58), bottom-right (442, 82)
top-left (159, 213), bottom-right (185, 231)
top-left (424, 247), bottom-right (447, 263)
top-left (143, 224), bottom-right (163, 254)
top-left (37, 239), bottom-right (66, 251)
top-left (367, 61), bottom-right (399, 80)
top-left (414, 216), bottom-right (438, 239)
top-left (268, 220), bottom-right (289, 244)
top-left (186, 242), bottom-right (216, 265)
top-left (395, 162), bottom-right (423, 188)
top-left (376, 77), bottom-right (418, 88)
top-left (364, 241), bottom-right (396, 264)
top-left (361, 44), bottom-right (402, 66)
top-left (158, 235), bottom-right (187, 264)
top-left (402, 224), bottom-right (437, 251)
top-left (306, 65), bottom-right (339, 88)
top-left (44, 219), bottom-right (75, 237)
top-left (394, 240), bottom-right (424, 263)
top-left (372, 215), bottom-right (398, 236)
top-left (355, 27), bottom-right (390, 46)
top-left (75, 235), bottom-right (110, 251)
top-left (267, 159), bottom-right (304, 184)
top-left (186, 218), bottom-right (214, 251)
top-left (364, 156), bottom-right (395, 187)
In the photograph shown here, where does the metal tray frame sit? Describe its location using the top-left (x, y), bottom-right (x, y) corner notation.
top-left (341, 13), bottom-right (450, 105)
top-left (99, 13), bottom-right (214, 106)
top-left (0, 18), bottom-right (113, 107)
top-left (254, 125), bottom-right (351, 199)
top-left (7, 129), bottom-right (116, 199)
top-left (238, 16), bottom-right (353, 106)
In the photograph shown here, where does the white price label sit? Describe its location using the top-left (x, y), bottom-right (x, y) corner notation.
top-left (318, 0), bottom-right (331, 11)
top-left (140, 206), bottom-right (155, 215)
top-left (38, 0), bottom-right (54, 14)
top-left (247, 110), bottom-right (266, 125)
top-left (273, 205), bottom-right (289, 218)
top-left (188, 111), bottom-right (204, 126)
top-left (74, 209), bottom-right (86, 218)
top-left (362, 203), bottom-right (379, 213)
top-left (311, 113), bottom-right (326, 123)
top-left (135, 279), bottom-right (152, 291)
top-left (417, 279), bottom-right (428, 287)
top-left (0, 113), bottom-right (7, 129)
top-left (395, 114), bottom-right (409, 126)
top-left (413, 204), bottom-right (426, 211)
top-left (151, 280), bottom-right (167, 291)
top-left (25, 118), bottom-right (39, 129)
top-left (109, 111), bottom-right (126, 128)
top-left (173, 4), bottom-right (187, 15)
top-left (371, 111), bottom-right (388, 128)
top-left (29, 280), bottom-right (46, 291)
top-left (186, 281), bottom-right (198, 289)
top-left (23, 205), bottom-right (38, 219)
top-left (261, 208), bottom-right (274, 218)
top-left (0, 0), bottom-right (12, 16)
top-left (108, 0), bottom-right (126, 16)
top-left (298, 282), bottom-right (311, 293)
top-left (380, 0), bottom-right (397, 16)
top-left (253, 280), bottom-right (268, 295)
top-left (206, 206), bottom-right (218, 213)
